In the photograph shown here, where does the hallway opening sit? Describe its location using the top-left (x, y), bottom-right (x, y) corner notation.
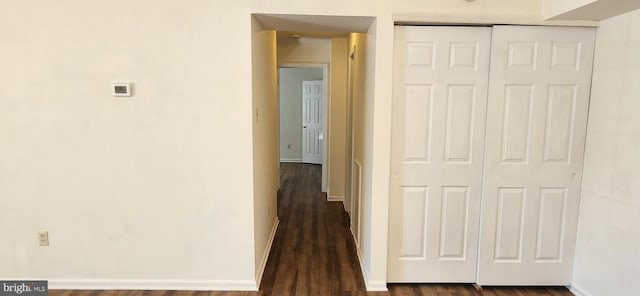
top-left (251, 13), bottom-right (376, 289)
top-left (277, 63), bottom-right (329, 191)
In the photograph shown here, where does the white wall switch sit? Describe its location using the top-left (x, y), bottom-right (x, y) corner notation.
top-left (38, 231), bottom-right (49, 246)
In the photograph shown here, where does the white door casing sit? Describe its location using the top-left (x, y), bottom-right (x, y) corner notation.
top-left (477, 26), bottom-right (596, 285)
top-left (302, 80), bottom-right (323, 164)
top-left (345, 48), bottom-right (356, 214)
top-left (388, 26), bottom-right (492, 282)
top-left (346, 48), bottom-right (362, 243)
top-left (352, 159), bottom-right (362, 246)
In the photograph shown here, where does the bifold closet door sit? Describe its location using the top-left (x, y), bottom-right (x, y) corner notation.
top-left (388, 26), bottom-right (491, 282)
top-left (477, 26), bottom-right (595, 285)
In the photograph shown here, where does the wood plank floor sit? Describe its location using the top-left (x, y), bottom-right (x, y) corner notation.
top-left (49, 163), bottom-right (573, 296)
top-left (260, 163), bottom-right (366, 295)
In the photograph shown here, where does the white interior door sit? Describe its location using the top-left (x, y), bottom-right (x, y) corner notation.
top-left (388, 26), bottom-right (491, 282)
top-left (302, 80), bottom-right (323, 164)
top-left (478, 26), bottom-right (596, 285)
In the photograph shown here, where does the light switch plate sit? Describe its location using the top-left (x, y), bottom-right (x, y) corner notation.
top-left (112, 82), bottom-right (132, 97)
top-left (38, 231), bottom-right (49, 246)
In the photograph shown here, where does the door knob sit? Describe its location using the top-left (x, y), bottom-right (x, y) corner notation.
top-left (303, 126), bottom-right (307, 128)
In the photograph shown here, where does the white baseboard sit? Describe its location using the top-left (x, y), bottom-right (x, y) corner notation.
top-left (366, 280), bottom-right (390, 291)
top-left (255, 219), bottom-right (279, 287)
top-left (327, 195), bottom-right (344, 202)
top-left (279, 159), bottom-right (302, 163)
top-left (353, 236), bottom-right (388, 292)
top-left (569, 284), bottom-right (592, 296)
top-left (48, 279), bottom-right (257, 291)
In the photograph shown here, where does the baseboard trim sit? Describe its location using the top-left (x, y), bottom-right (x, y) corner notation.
top-left (353, 235), bottom-right (388, 292)
top-left (48, 279), bottom-right (257, 291)
top-left (366, 280), bottom-right (390, 292)
top-left (327, 195), bottom-right (344, 202)
top-left (569, 284), bottom-right (592, 296)
top-left (255, 219), bottom-right (279, 287)
top-left (279, 159), bottom-right (302, 163)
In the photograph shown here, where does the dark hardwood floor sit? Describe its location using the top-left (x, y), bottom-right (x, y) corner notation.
top-left (260, 163), bottom-right (366, 295)
top-left (49, 163), bottom-right (573, 296)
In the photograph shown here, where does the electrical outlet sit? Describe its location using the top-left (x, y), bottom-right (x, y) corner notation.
top-left (38, 231), bottom-right (49, 246)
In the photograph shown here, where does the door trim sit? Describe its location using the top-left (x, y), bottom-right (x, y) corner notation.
top-left (392, 14), bottom-right (599, 28)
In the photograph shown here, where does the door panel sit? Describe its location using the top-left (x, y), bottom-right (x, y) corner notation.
top-left (478, 26), bottom-right (595, 285)
top-left (399, 186), bottom-right (428, 258)
top-left (494, 187), bottom-right (526, 262)
top-left (388, 26), bottom-right (491, 282)
top-left (440, 186), bottom-right (469, 259)
top-left (302, 80), bottom-right (323, 164)
top-left (445, 85), bottom-right (475, 162)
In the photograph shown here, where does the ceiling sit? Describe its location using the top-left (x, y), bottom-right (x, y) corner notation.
top-left (548, 0), bottom-right (640, 21)
top-left (254, 14), bottom-right (376, 34)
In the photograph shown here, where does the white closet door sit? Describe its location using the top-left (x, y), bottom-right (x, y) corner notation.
top-left (478, 26), bottom-right (595, 285)
top-left (388, 26), bottom-right (491, 282)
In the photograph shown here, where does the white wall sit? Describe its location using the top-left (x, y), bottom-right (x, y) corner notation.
top-left (0, 0), bottom-right (256, 288)
top-left (572, 8), bottom-right (640, 296)
top-left (251, 19), bottom-right (279, 286)
top-left (278, 68), bottom-right (323, 161)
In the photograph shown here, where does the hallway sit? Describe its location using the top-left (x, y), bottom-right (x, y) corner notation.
top-left (260, 162), bottom-right (366, 295)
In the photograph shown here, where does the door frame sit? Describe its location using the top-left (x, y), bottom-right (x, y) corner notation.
top-left (344, 44), bottom-right (356, 214)
top-left (278, 63), bottom-right (330, 192)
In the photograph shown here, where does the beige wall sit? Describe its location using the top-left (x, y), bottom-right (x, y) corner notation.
top-left (572, 8), bottom-right (640, 296)
top-left (329, 38), bottom-right (349, 201)
top-left (278, 67), bottom-right (323, 161)
top-left (251, 0), bottom-right (541, 18)
top-left (251, 19), bottom-right (279, 285)
top-left (355, 24), bottom-right (389, 285)
top-left (0, 0), bottom-right (257, 288)
top-left (347, 30), bottom-right (369, 265)
top-left (278, 38), bottom-right (331, 64)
